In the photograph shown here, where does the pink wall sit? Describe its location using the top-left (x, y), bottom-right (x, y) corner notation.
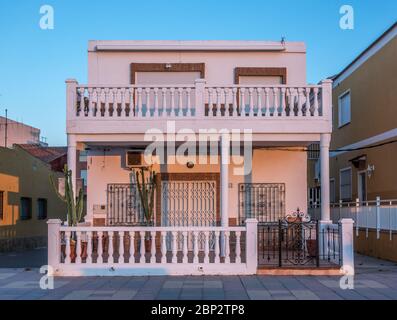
top-left (87, 41), bottom-right (306, 86)
top-left (87, 148), bottom-right (307, 222)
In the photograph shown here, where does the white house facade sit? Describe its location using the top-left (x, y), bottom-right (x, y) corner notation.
top-left (47, 40), bottom-right (354, 276)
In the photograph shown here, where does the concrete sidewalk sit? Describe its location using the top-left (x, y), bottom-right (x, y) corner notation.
top-left (0, 252), bottom-right (396, 300)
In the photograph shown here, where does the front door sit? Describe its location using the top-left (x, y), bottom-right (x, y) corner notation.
top-left (160, 174), bottom-right (219, 250)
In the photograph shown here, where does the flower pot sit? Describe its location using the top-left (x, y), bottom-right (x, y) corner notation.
top-left (306, 239), bottom-right (317, 257)
top-left (145, 238), bottom-right (152, 253)
top-left (61, 240), bottom-right (87, 262)
top-left (70, 240), bottom-right (77, 263)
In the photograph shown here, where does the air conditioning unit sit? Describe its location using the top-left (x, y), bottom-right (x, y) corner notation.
top-left (126, 149), bottom-right (146, 168)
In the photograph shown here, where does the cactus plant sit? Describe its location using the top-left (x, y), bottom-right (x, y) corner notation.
top-left (134, 167), bottom-right (156, 225)
top-left (50, 164), bottom-right (85, 226)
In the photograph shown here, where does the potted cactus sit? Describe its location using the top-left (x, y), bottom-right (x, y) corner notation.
top-left (134, 167), bottom-right (156, 252)
top-left (50, 164), bottom-right (86, 262)
top-left (134, 167), bottom-right (156, 226)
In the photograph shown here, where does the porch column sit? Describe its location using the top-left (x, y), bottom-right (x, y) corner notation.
top-left (320, 133), bottom-right (331, 221)
top-left (67, 134), bottom-right (77, 200)
top-left (220, 134), bottom-right (230, 256)
top-left (220, 133), bottom-right (230, 228)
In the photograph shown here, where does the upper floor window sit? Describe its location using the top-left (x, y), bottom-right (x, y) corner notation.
top-left (0, 191), bottom-right (4, 220)
top-left (20, 197), bottom-right (32, 220)
top-left (340, 168), bottom-right (352, 201)
top-left (338, 90), bottom-right (351, 127)
top-left (37, 198), bottom-right (47, 220)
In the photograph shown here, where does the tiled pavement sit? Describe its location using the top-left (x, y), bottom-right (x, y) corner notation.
top-left (0, 254), bottom-right (396, 300)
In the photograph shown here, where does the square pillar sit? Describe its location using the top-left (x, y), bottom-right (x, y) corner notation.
top-left (320, 133), bottom-right (331, 221)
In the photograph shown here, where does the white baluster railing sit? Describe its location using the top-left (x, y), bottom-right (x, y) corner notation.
top-left (49, 221), bottom-right (258, 276)
top-left (68, 82), bottom-right (330, 123)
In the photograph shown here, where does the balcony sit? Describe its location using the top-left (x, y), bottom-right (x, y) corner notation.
top-left (66, 79), bottom-right (332, 135)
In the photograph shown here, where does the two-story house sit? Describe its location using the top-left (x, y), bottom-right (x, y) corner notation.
top-left (47, 40), bottom-right (357, 277)
top-left (66, 40), bottom-right (333, 228)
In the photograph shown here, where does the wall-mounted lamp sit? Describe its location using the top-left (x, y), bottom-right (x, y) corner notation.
top-left (165, 63), bottom-right (172, 69)
top-left (367, 164), bottom-right (375, 178)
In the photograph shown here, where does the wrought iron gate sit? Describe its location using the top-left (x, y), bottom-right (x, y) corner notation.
top-left (258, 213), bottom-right (341, 268)
top-left (239, 183), bottom-right (285, 224)
top-left (161, 180), bottom-right (217, 249)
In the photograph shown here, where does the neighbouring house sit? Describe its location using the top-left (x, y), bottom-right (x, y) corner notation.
top-left (15, 144), bottom-right (88, 214)
top-left (47, 40), bottom-right (355, 277)
top-left (308, 22), bottom-right (397, 262)
top-left (0, 116), bottom-right (46, 148)
top-left (0, 146), bottom-right (66, 252)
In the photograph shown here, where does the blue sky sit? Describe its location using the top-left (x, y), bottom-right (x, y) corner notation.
top-left (0, 0), bottom-right (396, 146)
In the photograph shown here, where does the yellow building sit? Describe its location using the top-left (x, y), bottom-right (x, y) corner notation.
top-left (309, 22), bottom-right (397, 204)
top-left (0, 146), bottom-right (66, 252)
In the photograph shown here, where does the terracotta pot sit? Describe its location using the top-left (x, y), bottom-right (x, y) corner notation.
top-left (306, 239), bottom-right (317, 257)
top-left (61, 240), bottom-right (88, 262)
top-left (145, 238), bottom-right (152, 253)
top-left (70, 241), bottom-right (77, 263)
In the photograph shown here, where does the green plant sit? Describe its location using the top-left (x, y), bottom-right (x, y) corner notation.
top-left (134, 167), bottom-right (156, 225)
top-left (50, 164), bottom-right (85, 226)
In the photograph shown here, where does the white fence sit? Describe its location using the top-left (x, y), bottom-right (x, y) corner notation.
top-left (309, 197), bottom-right (397, 240)
top-left (72, 83), bottom-right (326, 120)
top-left (47, 219), bottom-right (258, 276)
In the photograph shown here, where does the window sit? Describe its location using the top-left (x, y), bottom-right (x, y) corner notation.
top-left (37, 198), bottom-right (47, 220)
top-left (80, 170), bottom-right (87, 186)
top-left (340, 168), bottom-right (352, 201)
top-left (307, 143), bottom-right (320, 160)
top-left (20, 197), bottom-right (32, 220)
top-left (0, 191), bottom-right (4, 220)
top-left (338, 90), bottom-right (351, 127)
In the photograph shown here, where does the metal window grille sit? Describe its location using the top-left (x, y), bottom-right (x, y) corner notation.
top-left (238, 183), bottom-right (285, 224)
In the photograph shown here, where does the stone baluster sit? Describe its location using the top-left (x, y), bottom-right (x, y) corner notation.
top-left (161, 232), bottom-right (167, 264)
top-left (204, 231), bottom-right (210, 264)
top-left (224, 231), bottom-right (230, 264)
top-left (235, 231), bottom-right (241, 264)
top-left (170, 88), bottom-right (175, 116)
top-left (119, 232), bottom-right (125, 264)
top-left (86, 231), bottom-right (92, 264)
top-left (232, 88), bottom-right (238, 117)
top-left (186, 88), bottom-right (192, 116)
top-left (75, 231), bottom-right (82, 264)
top-left (65, 231), bottom-right (71, 264)
top-left (97, 231), bottom-right (103, 264)
top-left (313, 87), bottom-right (319, 117)
top-left (240, 88), bottom-right (246, 116)
top-left (129, 231), bottom-right (135, 264)
top-left (182, 231), bottom-right (188, 263)
top-left (172, 231), bottom-right (178, 264)
top-left (150, 231), bottom-right (156, 264)
top-left (161, 88), bottom-right (167, 117)
top-left (248, 88), bottom-right (254, 117)
top-left (214, 231), bottom-right (220, 263)
top-left (108, 231), bottom-right (114, 263)
top-left (193, 232), bottom-right (199, 264)
top-left (139, 231), bottom-right (146, 263)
